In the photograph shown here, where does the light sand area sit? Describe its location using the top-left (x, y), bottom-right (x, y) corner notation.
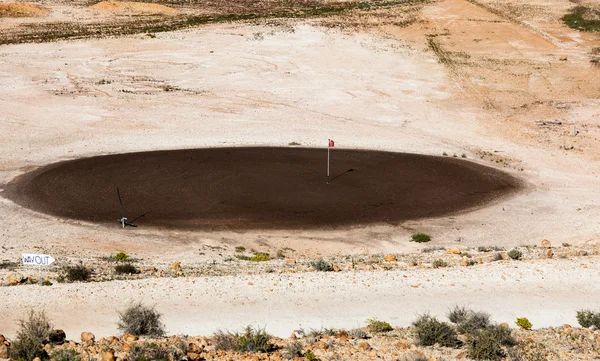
top-left (0, 19), bottom-right (599, 263)
top-left (1, 257), bottom-right (599, 338)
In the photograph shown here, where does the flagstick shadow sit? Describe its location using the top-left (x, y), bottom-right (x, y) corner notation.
top-left (328, 168), bottom-right (356, 184)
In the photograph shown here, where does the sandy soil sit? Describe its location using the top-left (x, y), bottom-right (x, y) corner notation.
top-left (1, 0), bottom-right (600, 345)
top-left (2, 257), bottom-right (599, 339)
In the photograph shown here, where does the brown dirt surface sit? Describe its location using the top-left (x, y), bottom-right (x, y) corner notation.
top-left (0, 2), bottom-right (48, 17)
top-left (89, 1), bottom-right (179, 15)
top-left (3, 147), bottom-right (521, 230)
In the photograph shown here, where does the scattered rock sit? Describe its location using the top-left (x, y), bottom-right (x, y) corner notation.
top-left (101, 350), bottom-right (114, 361)
top-left (456, 351), bottom-right (467, 359)
top-left (285, 258), bottom-right (295, 264)
top-left (170, 261), bottom-right (181, 271)
top-left (358, 341), bottom-right (371, 351)
top-left (0, 335), bottom-right (5, 343)
top-left (546, 249), bottom-right (553, 258)
top-left (123, 333), bottom-right (138, 342)
top-left (404, 350), bottom-right (427, 361)
top-left (332, 265), bottom-right (341, 272)
top-left (384, 254), bottom-right (397, 262)
top-left (0, 344), bottom-right (8, 359)
top-left (6, 273), bottom-right (24, 285)
top-left (81, 332), bottom-right (95, 345)
top-left (187, 352), bottom-right (201, 361)
top-left (446, 248), bottom-right (461, 255)
top-left (541, 239), bottom-right (551, 248)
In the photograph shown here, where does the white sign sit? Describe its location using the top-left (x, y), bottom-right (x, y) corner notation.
top-left (22, 254), bottom-right (55, 266)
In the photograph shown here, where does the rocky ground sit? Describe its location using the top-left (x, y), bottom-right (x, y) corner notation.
top-left (1, 322), bottom-right (600, 361)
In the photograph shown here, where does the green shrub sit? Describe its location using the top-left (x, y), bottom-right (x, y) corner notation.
top-left (42, 280), bottom-right (52, 286)
top-left (411, 233), bottom-right (431, 243)
top-left (9, 309), bottom-right (53, 361)
top-left (128, 342), bottom-right (169, 361)
top-left (412, 314), bottom-right (461, 348)
top-left (576, 310), bottom-right (600, 328)
top-left (213, 326), bottom-right (274, 353)
top-left (234, 246), bottom-right (246, 253)
top-left (448, 306), bottom-right (470, 324)
top-left (432, 259), bottom-right (448, 268)
top-left (304, 351), bottom-right (317, 360)
top-left (115, 264), bottom-right (140, 275)
top-left (507, 249), bottom-right (522, 260)
top-left (115, 252), bottom-right (130, 262)
top-left (562, 6), bottom-right (600, 32)
top-left (250, 253), bottom-right (270, 262)
top-left (282, 341), bottom-right (303, 360)
top-left (351, 329), bottom-right (368, 339)
top-left (367, 318), bottom-right (393, 333)
top-left (310, 260), bottom-right (333, 272)
top-left (65, 265), bottom-right (91, 282)
top-left (51, 348), bottom-right (81, 361)
top-left (485, 324), bottom-right (516, 347)
top-left (118, 302), bottom-right (166, 337)
top-left (466, 328), bottom-right (506, 361)
top-left (455, 311), bottom-right (491, 334)
top-left (515, 317), bottom-right (532, 330)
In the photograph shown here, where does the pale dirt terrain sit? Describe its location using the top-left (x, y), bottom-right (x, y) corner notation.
top-left (2, 257), bottom-right (600, 339)
top-left (1, 0), bottom-right (600, 348)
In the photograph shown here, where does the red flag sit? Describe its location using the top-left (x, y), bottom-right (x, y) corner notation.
top-left (328, 139), bottom-right (335, 148)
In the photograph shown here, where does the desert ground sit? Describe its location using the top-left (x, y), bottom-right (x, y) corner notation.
top-left (1, 0), bottom-right (600, 359)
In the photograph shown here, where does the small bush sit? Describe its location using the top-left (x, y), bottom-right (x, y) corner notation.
top-left (234, 246), bottom-right (246, 253)
top-left (51, 348), bottom-right (82, 361)
top-left (351, 329), bottom-right (368, 339)
top-left (466, 328), bottom-right (506, 361)
top-left (282, 341), bottom-right (304, 360)
top-left (432, 259), bottom-right (448, 268)
top-left (486, 324), bottom-right (516, 346)
top-left (422, 246), bottom-right (445, 253)
top-left (42, 280), bottom-right (52, 286)
top-left (9, 309), bottom-right (53, 361)
top-left (236, 326), bottom-right (274, 353)
top-left (448, 306), bottom-right (470, 324)
top-left (507, 249), bottom-right (522, 260)
top-left (115, 264), bottom-right (140, 275)
top-left (492, 252), bottom-right (503, 261)
top-left (515, 317), bottom-right (532, 330)
top-left (412, 314), bottom-right (461, 348)
top-left (65, 265), bottom-right (91, 282)
top-left (456, 311), bottom-right (491, 334)
top-left (250, 253), bottom-right (270, 262)
top-left (304, 351), bottom-right (317, 360)
top-left (367, 318), bottom-right (393, 333)
top-left (128, 342), bottom-right (169, 361)
top-left (212, 331), bottom-right (238, 351)
top-left (576, 310), bottom-right (600, 328)
top-left (310, 260), bottom-right (333, 272)
top-left (115, 252), bottom-right (130, 262)
top-left (213, 326), bottom-right (274, 353)
top-left (118, 302), bottom-right (166, 337)
top-left (411, 233), bottom-right (431, 243)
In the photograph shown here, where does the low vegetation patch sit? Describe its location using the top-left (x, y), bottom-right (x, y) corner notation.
top-left (213, 326), bottom-right (274, 353)
top-left (118, 302), bottom-right (166, 337)
top-left (432, 259), bottom-right (448, 268)
top-left (127, 342), bottom-right (170, 361)
top-left (367, 318), bottom-right (393, 333)
top-left (114, 252), bottom-right (130, 262)
top-left (448, 307), bottom-right (491, 334)
top-left (310, 259), bottom-right (333, 272)
top-left (515, 317), bottom-right (532, 330)
top-left (9, 309), bottom-right (53, 361)
top-left (507, 249), bottom-right (522, 260)
top-left (411, 233), bottom-right (431, 243)
top-left (576, 309), bottom-right (600, 329)
top-left (282, 341), bottom-right (304, 360)
top-left (412, 314), bottom-right (461, 348)
top-left (51, 348), bottom-right (82, 361)
top-left (250, 252), bottom-right (270, 262)
top-left (115, 264), bottom-right (140, 275)
top-left (466, 328), bottom-right (507, 361)
top-left (65, 265), bottom-right (92, 282)
top-left (562, 6), bottom-right (600, 32)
